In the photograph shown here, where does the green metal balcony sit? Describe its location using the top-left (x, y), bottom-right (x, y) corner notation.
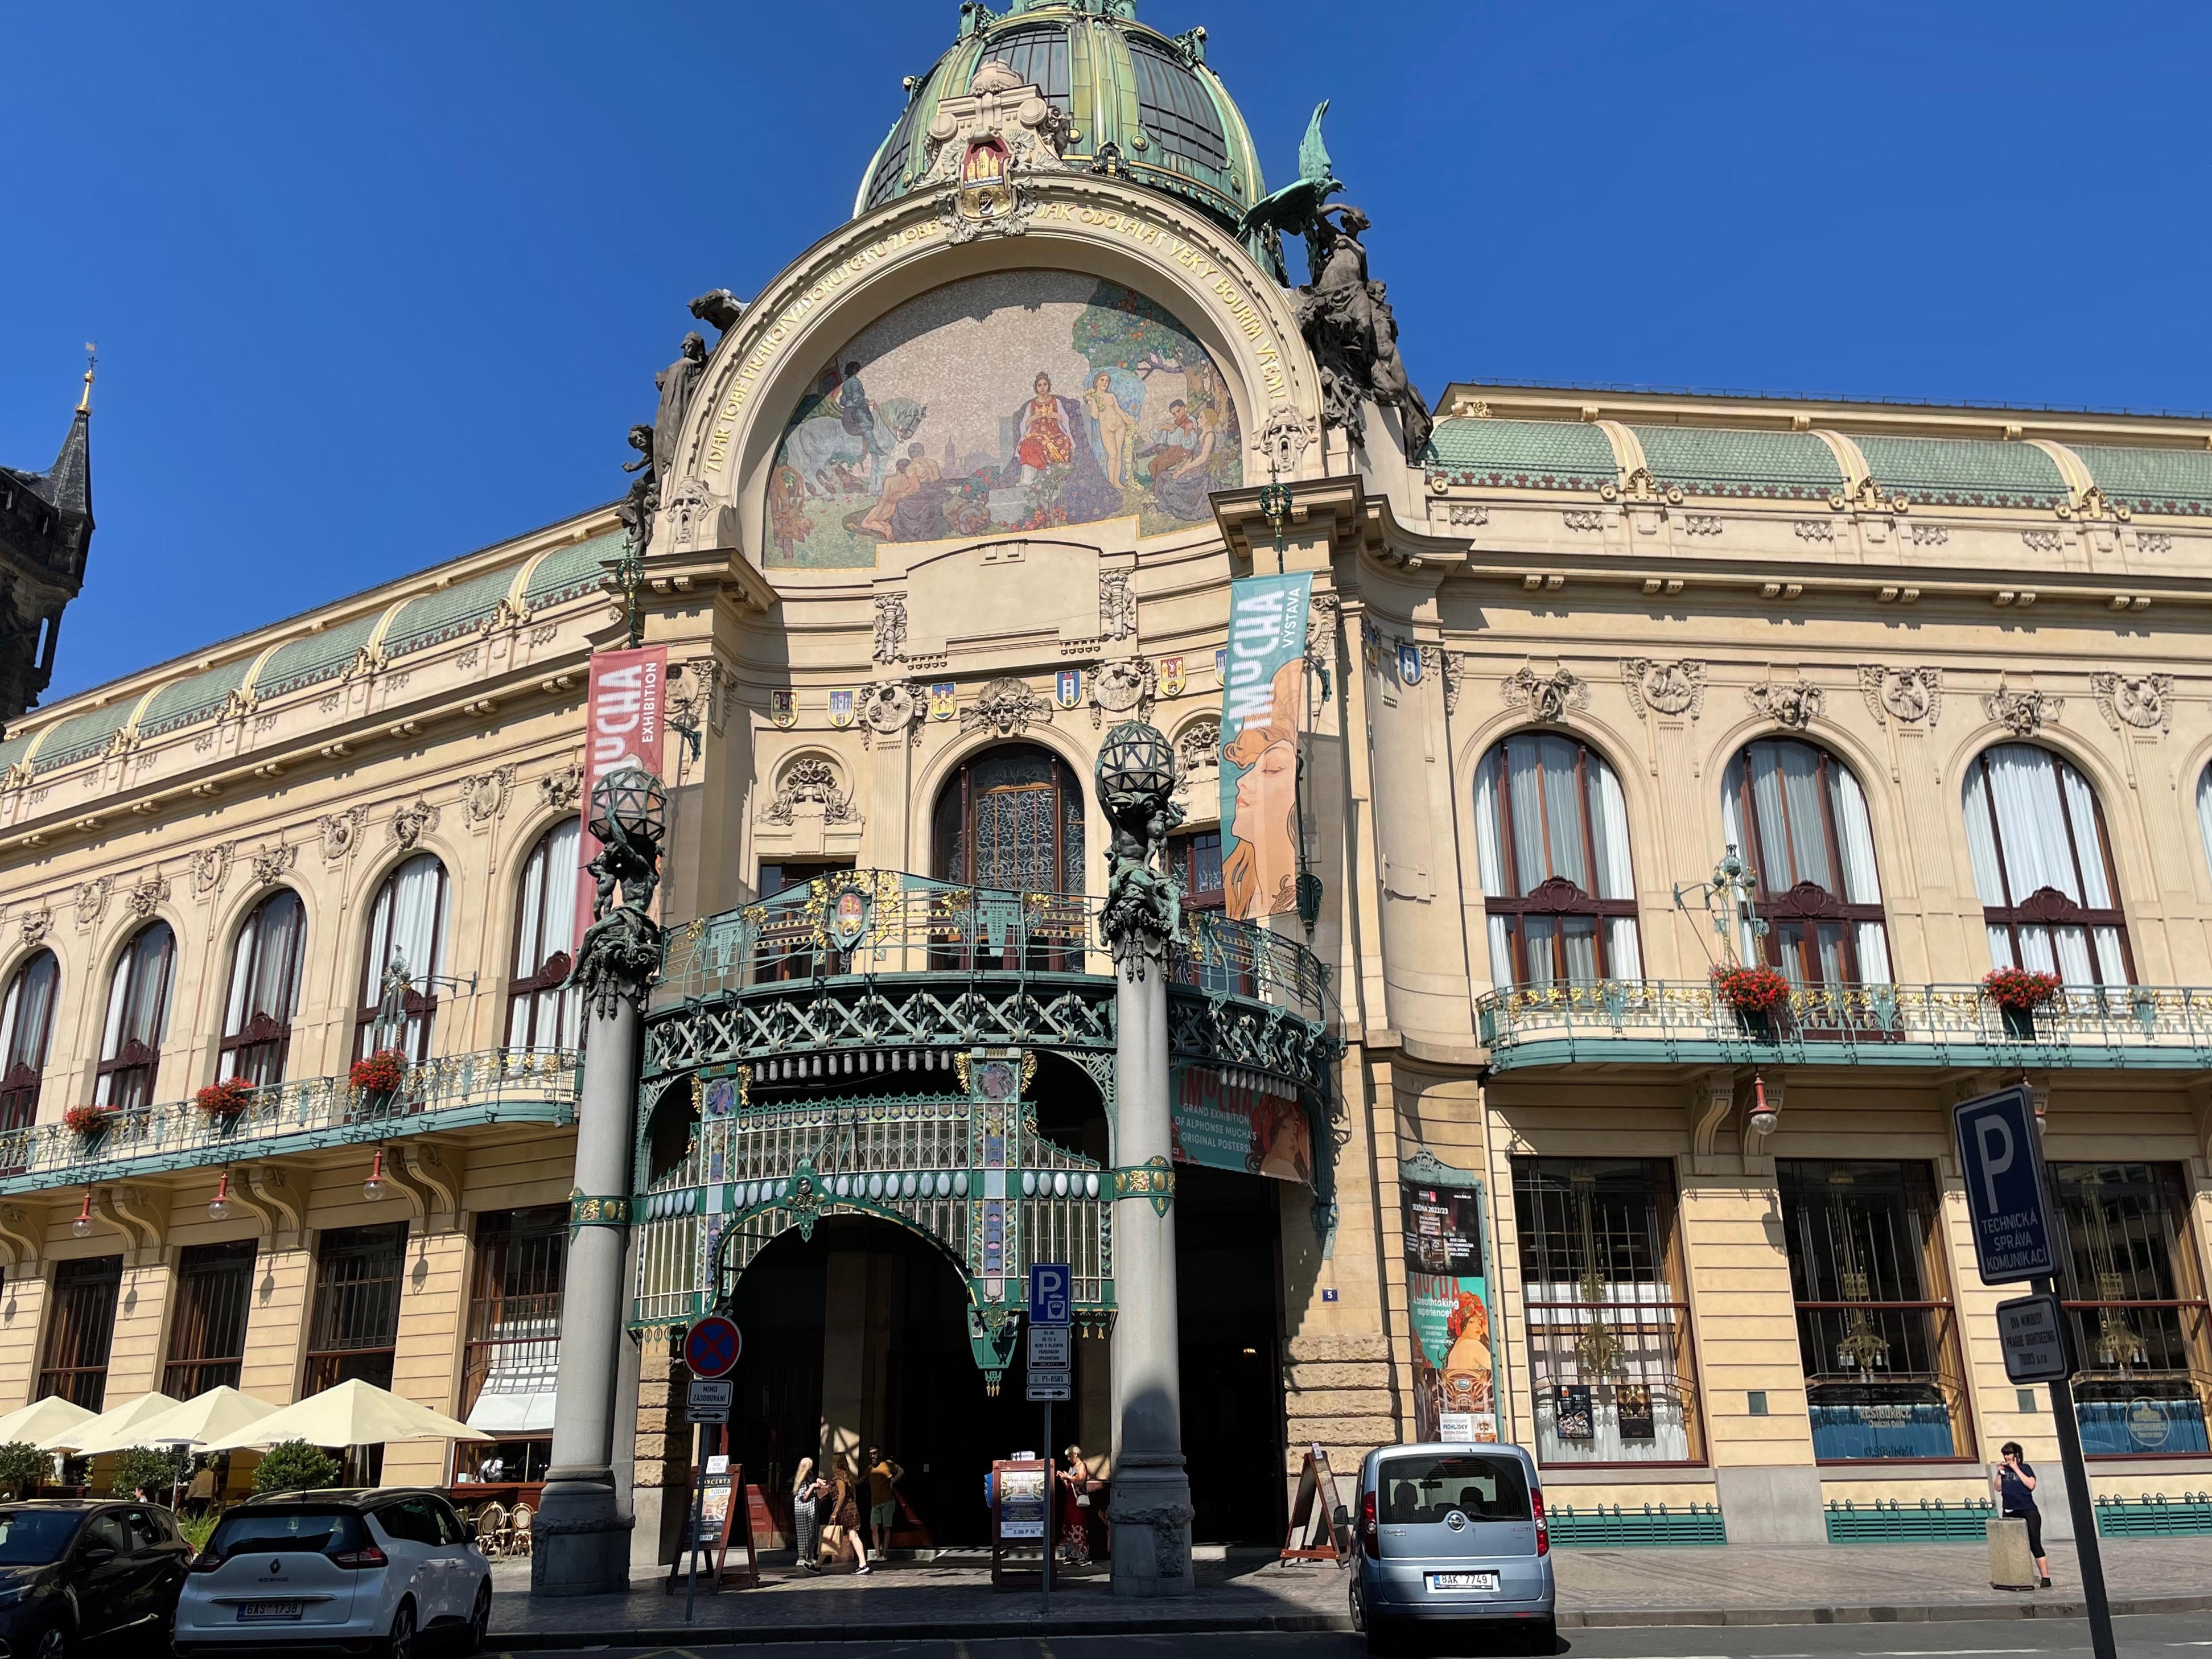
top-left (0, 1048), bottom-right (579, 1196)
top-left (1476, 979), bottom-right (2212, 1071)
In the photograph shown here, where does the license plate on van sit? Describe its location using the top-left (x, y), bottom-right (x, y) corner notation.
top-left (237, 1601), bottom-right (306, 1621)
top-left (1427, 1571), bottom-right (1500, 1592)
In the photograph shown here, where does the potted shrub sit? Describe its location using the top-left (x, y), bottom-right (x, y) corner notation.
top-left (62, 1104), bottom-right (113, 1141)
top-left (349, 1048), bottom-right (407, 1112)
top-left (1983, 966), bottom-right (2062, 1040)
top-left (194, 1076), bottom-right (255, 1125)
top-left (253, 1439), bottom-right (340, 1496)
top-left (0, 1440), bottom-right (46, 1500)
top-left (1711, 963), bottom-right (1790, 1038)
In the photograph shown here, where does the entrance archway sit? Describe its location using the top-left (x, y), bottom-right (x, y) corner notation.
top-left (1176, 1163), bottom-right (1288, 1545)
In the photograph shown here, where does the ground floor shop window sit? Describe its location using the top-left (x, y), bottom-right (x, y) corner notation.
top-left (38, 1255), bottom-right (122, 1410)
top-left (2053, 1162), bottom-right (2212, 1456)
top-left (1513, 1157), bottom-right (1703, 1464)
top-left (462, 1206), bottom-right (565, 1438)
top-left (456, 1438), bottom-right (552, 1484)
top-left (304, 1221), bottom-right (407, 1396)
top-left (1777, 1159), bottom-right (1971, 1460)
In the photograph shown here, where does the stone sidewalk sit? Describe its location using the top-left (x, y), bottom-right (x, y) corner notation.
top-left (487, 1536), bottom-right (2212, 1645)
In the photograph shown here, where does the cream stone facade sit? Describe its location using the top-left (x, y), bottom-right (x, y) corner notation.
top-left (5, 0), bottom-right (2211, 1562)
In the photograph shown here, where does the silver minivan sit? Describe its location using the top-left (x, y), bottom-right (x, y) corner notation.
top-left (1347, 1442), bottom-right (1554, 1654)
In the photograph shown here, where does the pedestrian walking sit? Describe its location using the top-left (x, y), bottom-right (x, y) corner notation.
top-left (790, 1457), bottom-right (829, 1574)
top-left (1993, 1440), bottom-right (2051, 1587)
top-left (1054, 1444), bottom-right (1095, 1566)
top-left (864, 1446), bottom-right (904, 1563)
top-left (827, 1463), bottom-right (869, 1574)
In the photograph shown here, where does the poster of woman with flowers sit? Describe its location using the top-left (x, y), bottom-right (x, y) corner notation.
top-left (1403, 1175), bottom-right (1499, 1442)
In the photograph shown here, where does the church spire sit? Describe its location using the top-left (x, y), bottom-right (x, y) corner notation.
top-left (36, 345), bottom-right (93, 522)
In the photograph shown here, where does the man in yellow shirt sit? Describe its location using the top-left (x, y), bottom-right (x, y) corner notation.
top-left (863, 1447), bottom-right (903, 1563)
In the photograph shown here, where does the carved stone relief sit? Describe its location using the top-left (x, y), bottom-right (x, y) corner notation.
top-left (320, 806), bottom-right (370, 861)
top-left (1442, 503), bottom-right (1488, 528)
top-left (873, 593), bottom-right (909, 665)
top-left (1858, 665), bottom-right (1944, 727)
top-left (858, 681), bottom-right (923, 744)
top-left (124, 875), bottom-right (169, 919)
top-left (1255, 406), bottom-right (1314, 476)
top-left (1090, 657), bottom-right (1157, 728)
top-left (1304, 592), bottom-right (1340, 678)
top-left (1419, 645), bottom-right (1462, 714)
top-left (390, 798), bottom-right (439, 850)
top-left (1099, 571), bottom-right (1136, 641)
top-left (73, 877), bottom-right (110, 929)
top-left (1983, 688), bottom-right (2061, 735)
top-left (761, 756), bottom-right (858, 827)
top-left (462, 767), bottom-right (516, 825)
top-left (1502, 667), bottom-right (1589, 723)
top-left (190, 844), bottom-right (233, 898)
top-left (674, 657), bottom-right (732, 738)
top-left (538, 759), bottom-right (586, 813)
top-left (2091, 672), bottom-right (2174, 733)
top-left (250, 843), bottom-right (298, 885)
top-left (1173, 718), bottom-right (1221, 781)
top-left (960, 677), bottom-right (1054, 736)
top-left (1747, 680), bottom-right (1825, 731)
top-left (1621, 658), bottom-right (1706, 720)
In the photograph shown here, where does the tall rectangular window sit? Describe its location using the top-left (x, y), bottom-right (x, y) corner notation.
top-left (1512, 1158), bottom-right (1703, 1464)
top-left (460, 1207), bottom-right (566, 1445)
top-left (164, 1241), bottom-right (257, 1396)
top-left (2053, 1163), bottom-right (2212, 1456)
top-left (304, 1222), bottom-right (408, 1395)
top-left (1777, 1160), bottom-right (1971, 1460)
top-left (38, 1255), bottom-right (122, 1410)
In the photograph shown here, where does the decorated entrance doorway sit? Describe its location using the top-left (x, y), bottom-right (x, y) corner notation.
top-left (1176, 1164), bottom-right (1288, 1545)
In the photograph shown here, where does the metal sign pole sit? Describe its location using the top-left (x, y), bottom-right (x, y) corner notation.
top-left (2034, 1276), bottom-right (2113, 1659)
top-left (1041, 1397), bottom-right (1053, 1614)
top-left (685, 1419), bottom-right (706, 1621)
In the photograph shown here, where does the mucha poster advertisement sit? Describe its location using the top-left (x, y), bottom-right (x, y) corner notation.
top-left (573, 644), bottom-right (666, 953)
top-left (1171, 1065), bottom-right (1312, 1184)
top-left (1218, 572), bottom-right (1312, 920)
top-left (1403, 1178), bottom-right (1498, 1443)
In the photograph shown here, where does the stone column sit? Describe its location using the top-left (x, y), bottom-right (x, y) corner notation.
top-left (533, 836), bottom-right (664, 1598)
top-left (1095, 721), bottom-right (1194, 1597)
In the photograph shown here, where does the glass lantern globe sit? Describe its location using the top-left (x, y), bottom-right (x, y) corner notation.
top-left (208, 1172), bottom-right (234, 1222)
top-left (1095, 720), bottom-right (1176, 804)
top-left (588, 764), bottom-right (668, 848)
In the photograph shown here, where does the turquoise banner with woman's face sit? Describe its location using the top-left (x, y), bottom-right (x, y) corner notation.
top-left (1219, 573), bottom-right (1312, 920)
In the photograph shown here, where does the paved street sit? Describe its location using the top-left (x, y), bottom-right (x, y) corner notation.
top-left (480, 1615), bottom-right (2212, 1659)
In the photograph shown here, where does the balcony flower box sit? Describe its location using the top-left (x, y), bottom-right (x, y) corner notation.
top-left (62, 1104), bottom-right (114, 1141)
top-left (194, 1077), bottom-right (256, 1123)
top-left (1983, 968), bottom-right (2061, 1039)
top-left (1712, 964), bottom-right (1789, 1036)
top-left (349, 1049), bottom-right (407, 1112)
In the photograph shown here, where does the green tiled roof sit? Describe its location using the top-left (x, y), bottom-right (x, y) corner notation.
top-left (258, 614), bottom-right (382, 700)
top-left (1852, 434), bottom-right (2069, 510)
top-left (1632, 426), bottom-right (1843, 501)
top-left (1424, 419), bottom-right (1620, 491)
top-left (30, 705), bottom-right (126, 773)
top-left (0, 731), bottom-right (33, 773)
top-left (137, 658), bottom-right (253, 741)
top-left (2070, 445), bottom-right (2212, 519)
top-left (525, 530), bottom-right (622, 607)
top-left (385, 565), bottom-right (519, 659)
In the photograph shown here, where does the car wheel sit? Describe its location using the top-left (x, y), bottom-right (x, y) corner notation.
top-left (462, 1579), bottom-right (492, 1655)
top-left (34, 1624), bottom-right (69, 1659)
top-left (386, 1599), bottom-right (417, 1659)
top-left (1348, 1574), bottom-right (1366, 1633)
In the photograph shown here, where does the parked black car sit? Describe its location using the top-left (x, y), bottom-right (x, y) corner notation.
top-left (0, 1500), bottom-right (192, 1656)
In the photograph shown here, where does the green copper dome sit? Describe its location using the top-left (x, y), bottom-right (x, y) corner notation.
top-left (855, 1), bottom-right (1266, 238)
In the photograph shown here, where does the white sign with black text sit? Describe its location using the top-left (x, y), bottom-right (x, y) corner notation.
top-left (1995, 1291), bottom-right (2072, 1383)
top-left (687, 1379), bottom-right (734, 1423)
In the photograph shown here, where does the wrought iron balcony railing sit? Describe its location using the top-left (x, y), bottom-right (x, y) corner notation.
top-left (1476, 979), bottom-right (2212, 1069)
top-left (658, 870), bottom-right (1332, 1027)
top-left (0, 1047), bottom-right (579, 1193)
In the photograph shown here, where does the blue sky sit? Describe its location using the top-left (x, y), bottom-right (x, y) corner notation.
top-left (5, 1), bottom-right (2207, 704)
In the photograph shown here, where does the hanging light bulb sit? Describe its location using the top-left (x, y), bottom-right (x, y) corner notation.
top-left (71, 1190), bottom-right (95, 1238)
top-left (363, 1149), bottom-right (388, 1203)
top-left (208, 1171), bottom-right (235, 1222)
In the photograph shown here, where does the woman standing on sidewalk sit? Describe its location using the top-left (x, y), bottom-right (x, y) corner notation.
top-left (1994, 1441), bottom-right (2052, 1588)
top-left (827, 1463), bottom-right (870, 1574)
top-left (791, 1458), bottom-right (828, 1575)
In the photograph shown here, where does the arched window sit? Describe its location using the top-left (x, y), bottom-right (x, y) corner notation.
top-left (356, 854), bottom-right (451, 1061)
top-left (1473, 732), bottom-right (1641, 987)
top-left (1963, 744), bottom-right (2131, 986)
top-left (1722, 739), bottom-right (1891, 985)
top-left (933, 744), bottom-right (1086, 894)
top-left (97, 921), bottom-right (176, 1109)
top-left (220, 888), bottom-right (306, 1086)
top-left (0, 951), bottom-right (59, 1132)
top-left (508, 821), bottom-right (582, 1053)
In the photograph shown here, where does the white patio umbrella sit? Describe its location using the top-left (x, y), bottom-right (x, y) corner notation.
top-left (0, 1395), bottom-right (94, 1447)
top-left (39, 1391), bottom-right (182, 1453)
top-left (200, 1378), bottom-right (491, 1453)
top-left (74, 1386), bottom-right (278, 1456)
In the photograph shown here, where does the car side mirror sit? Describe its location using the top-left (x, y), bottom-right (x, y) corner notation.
top-left (81, 1546), bottom-right (117, 1567)
top-left (1332, 1505), bottom-right (1352, 1531)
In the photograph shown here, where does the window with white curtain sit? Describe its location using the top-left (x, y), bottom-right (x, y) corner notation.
top-left (1473, 732), bottom-right (1642, 987)
top-left (0, 950), bottom-right (59, 1133)
top-left (97, 921), bottom-right (176, 1108)
top-left (221, 888), bottom-right (306, 1086)
top-left (507, 821), bottom-right (582, 1053)
top-left (1722, 739), bottom-right (1892, 985)
top-left (355, 854), bottom-right (451, 1061)
top-left (1962, 744), bottom-right (2132, 987)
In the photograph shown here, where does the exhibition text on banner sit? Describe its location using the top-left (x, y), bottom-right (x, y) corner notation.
top-left (574, 644), bottom-right (667, 952)
top-left (1218, 573), bottom-right (1311, 920)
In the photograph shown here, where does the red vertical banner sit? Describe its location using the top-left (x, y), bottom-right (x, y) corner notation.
top-left (573, 645), bottom-right (668, 953)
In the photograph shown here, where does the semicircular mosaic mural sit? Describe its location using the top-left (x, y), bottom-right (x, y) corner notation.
top-left (765, 271), bottom-right (1243, 568)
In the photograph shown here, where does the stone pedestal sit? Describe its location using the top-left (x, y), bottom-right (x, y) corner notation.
top-left (1988, 1517), bottom-right (2038, 1590)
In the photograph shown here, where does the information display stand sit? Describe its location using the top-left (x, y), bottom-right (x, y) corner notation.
top-left (665, 1455), bottom-right (759, 1592)
top-left (990, 1458), bottom-right (1052, 1592)
top-left (1280, 1444), bottom-right (1350, 1562)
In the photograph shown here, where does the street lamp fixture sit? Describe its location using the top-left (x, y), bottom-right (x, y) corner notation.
top-left (71, 1189), bottom-right (94, 1238)
top-left (363, 1149), bottom-right (388, 1203)
top-left (208, 1171), bottom-right (235, 1222)
top-left (588, 764), bottom-right (669, 850)
top-left (1096, 721), bottom-right (1177, 818)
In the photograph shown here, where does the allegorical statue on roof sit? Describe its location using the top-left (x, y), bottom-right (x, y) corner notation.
top-left (653, 331), bottom-right (708, 477)
top-left (1239, 102), bottom-right (1434, 458)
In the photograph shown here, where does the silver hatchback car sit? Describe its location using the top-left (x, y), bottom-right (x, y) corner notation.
top-left (1348, 1442), bottom-right (1555, 1653)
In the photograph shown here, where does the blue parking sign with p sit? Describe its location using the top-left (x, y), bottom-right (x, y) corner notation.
top-left (1953, 1084), bottom-right (2057, 1286)
top-left (1029, 1262), bottom-right (1070, 1325)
